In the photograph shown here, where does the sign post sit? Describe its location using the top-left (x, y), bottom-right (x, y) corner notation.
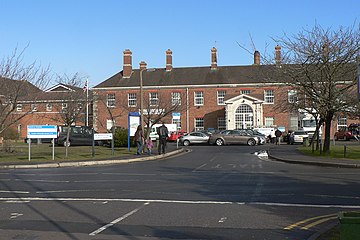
top-left (27, 125), bottom-right (58, 161)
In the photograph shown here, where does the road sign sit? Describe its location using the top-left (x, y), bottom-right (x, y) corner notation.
top-left (94, 133), bottom-right (113, 140)
top-left (27, 125), bottom-right (57, 139)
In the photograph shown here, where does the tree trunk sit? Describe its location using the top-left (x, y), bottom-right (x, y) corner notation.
top-left (322, 113), bottom-right (333, 154)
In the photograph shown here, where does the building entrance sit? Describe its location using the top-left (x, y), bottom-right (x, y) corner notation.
top-left (235, 104), bottom-right (254, 129)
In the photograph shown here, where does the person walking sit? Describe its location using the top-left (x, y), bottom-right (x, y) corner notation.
top-left (145, 136), bottom-right (153, 155)
top-left (134, 125), bottom-right (144, 155)
top-left (275, 128), bottom-right (282, 145)
top-left (157, 123), bottom-right (169, 154)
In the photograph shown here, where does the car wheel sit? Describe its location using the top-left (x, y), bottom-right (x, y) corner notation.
top-left (215, 138), bottom-right (224, 146)
top-left (247, 138), bottom-right (256, 146)
top-left (183, 140), bottom-right (190, 146)
top-left (64, 141), bottom-right (70, 147)
top-left (344, 136), bottom-right (348, 141)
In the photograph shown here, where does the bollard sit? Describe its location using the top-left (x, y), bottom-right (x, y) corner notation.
top-left (344, 145), bottom-right (347, 158)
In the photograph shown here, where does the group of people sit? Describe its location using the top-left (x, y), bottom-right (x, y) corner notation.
top-left (268, 128), bottom-right (282, 145)
top-left (134, 123), bottom-right (169, 155)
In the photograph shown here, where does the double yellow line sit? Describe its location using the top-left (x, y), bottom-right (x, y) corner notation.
top-left (284, 213), bottom-right (338, 230)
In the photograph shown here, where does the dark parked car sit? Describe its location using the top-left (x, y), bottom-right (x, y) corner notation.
top-left (57, 126), bottom-right (102, 147)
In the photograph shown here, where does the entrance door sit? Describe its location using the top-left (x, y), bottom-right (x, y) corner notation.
top-left (235, 104), bottom-right (253, 129)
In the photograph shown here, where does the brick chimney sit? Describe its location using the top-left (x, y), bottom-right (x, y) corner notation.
top-left (275, 45), bottom-right (281, 65)
top-left (139, 61), bottom-right (147, 70)
top-left (123, 49), bottom-right (132, 78)
top-left (211, 47), bottom-right (218, 70)
top-left (166, 49), bottom-right (173, 71)
top-left (254, 50), bottom-right (260, 65)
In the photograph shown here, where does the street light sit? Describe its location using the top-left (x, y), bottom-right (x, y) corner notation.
top-left (139, 64), bottom-right (155, 135)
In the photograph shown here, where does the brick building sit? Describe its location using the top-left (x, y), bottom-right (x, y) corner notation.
top-left (2, 81), bottom-right (91, 139)
top-left (93, 46), bottom-right (337, 135)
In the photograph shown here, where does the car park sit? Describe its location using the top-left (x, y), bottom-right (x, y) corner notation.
top-left (208, 130), bottom-right (260, 146)
top-left (179, 132), bottom-right (210, 146)
top-left (289, 131), bottom-right (309, 144)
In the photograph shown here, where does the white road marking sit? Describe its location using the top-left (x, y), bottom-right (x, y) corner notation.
top-left (36, 189), bottom-right (115, 194)
top-left (10, 213), bottom-right (23, 219)
top-left (5, 201), bottom-right (30, 203)
top-left (0, 197), bottom-right (359, 209)
top-left (0, 190), bottom-right (29, 194)
top-left (218, 217), bottom-right (227, 223)
top-left (89, 202), bottom-right (150, 236)
top-left (192, 164), bottom-right (207, 172)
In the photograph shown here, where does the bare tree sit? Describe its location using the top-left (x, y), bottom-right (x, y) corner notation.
top-left (270, 23), bottom-right (360, 153)
top-left (0, 47), bottom-right (51, 137)
top-left (50, 73), bottom-right (87, 157)
top-left (142, 91), bottom-right (187, 139)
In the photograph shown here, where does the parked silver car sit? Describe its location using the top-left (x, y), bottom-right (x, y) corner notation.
top-left (209, 130), bottom-right (260, 146)
top-left (179, 132), bottom-right (210, 146)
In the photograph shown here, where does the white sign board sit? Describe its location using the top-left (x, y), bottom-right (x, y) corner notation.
top-left (94, 133), bottom-right (113, 140)
top-left (129, 115), bottom-right (140, 136)
top-left (27, 125), bottom-right (57, 139)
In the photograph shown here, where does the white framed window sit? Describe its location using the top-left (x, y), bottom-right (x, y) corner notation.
top-left (149, 92), bottom-right (159, 106)
top-left (46, 103), bottom-right (52, 112)
top-left (288, 90), bottom-right (297, 103)
top-left (290, 116), bottom-right (298, 130)
top-left (264, 90), bottom-right (274, 103)
top-left (31, 104), bottom-right (37, 112)
top-left (218, 117), bottom-right (226, 130)
top-left (16, 104), bottom-right (22, 112)
top-left (171, 92), bottom-right (181, 106)
top-left (337, 116), bottom-right (347, 130)
top-left (172, 119), bottom-right (181, 130)
top-left (128, 93), bottom-right (137, 107)
top-left (241, 90), bottom-right (251, 95)
top-left (194, 91), bottom-right (204, 106)
top-left (195, 117), bottom-right (204, 131)
top-left (265, 117), bottom-right (274, 127)
top-left (107, 93), bottom-right (116, 108)
top-left (217, 90), bottom-right (226, 105)
top-left (106, 119), bottom-right (115, 130)
top-left (62, 103), bottom-right (68, 111)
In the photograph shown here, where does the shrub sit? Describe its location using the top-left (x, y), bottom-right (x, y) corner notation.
top-left (113, 128), bottom-right (136, 147)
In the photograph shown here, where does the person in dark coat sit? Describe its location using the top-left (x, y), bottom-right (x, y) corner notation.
top-left (157, 123), bottom-right (169, 154)
top-left (275, 129), bottom-right (282, 145)
top-left (134, 125), bottom-right (144, 155)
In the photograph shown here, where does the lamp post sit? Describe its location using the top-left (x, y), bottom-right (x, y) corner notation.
top-left (140, 68), bottom-right (145, 134)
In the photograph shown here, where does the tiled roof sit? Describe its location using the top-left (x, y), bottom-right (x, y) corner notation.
top-left (93, 65), bottom-right (286, 89)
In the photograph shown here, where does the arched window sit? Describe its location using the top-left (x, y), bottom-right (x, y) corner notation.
top-left (235, 105), bottom-right (253, 129)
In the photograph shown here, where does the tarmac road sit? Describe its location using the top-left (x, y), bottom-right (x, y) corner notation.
top-left (0, 143), bottom-right (359, 240)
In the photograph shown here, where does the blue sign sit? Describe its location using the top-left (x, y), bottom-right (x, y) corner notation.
top-left (27, 125), bottom-right (58, 139)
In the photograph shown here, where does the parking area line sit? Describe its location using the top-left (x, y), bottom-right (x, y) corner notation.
top-left (89, 202), bottom-right (150, 236)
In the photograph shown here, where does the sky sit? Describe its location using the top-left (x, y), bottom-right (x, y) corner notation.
top-left (0, 0), bottom-right (359, 87)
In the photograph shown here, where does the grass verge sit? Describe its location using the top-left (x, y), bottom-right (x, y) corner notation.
top-left (299, 144), bottom-right (360, 160)
top-left (0, 142), bottom-right (137, 164)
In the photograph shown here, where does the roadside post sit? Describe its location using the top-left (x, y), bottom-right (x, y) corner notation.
top-left (27, 125), bottom-right (57, 161)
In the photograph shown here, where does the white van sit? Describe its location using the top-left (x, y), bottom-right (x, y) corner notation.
top-left (149, 124), bottom-right (177, 141)
top-left (253, 127), bottom-right (275, 137)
